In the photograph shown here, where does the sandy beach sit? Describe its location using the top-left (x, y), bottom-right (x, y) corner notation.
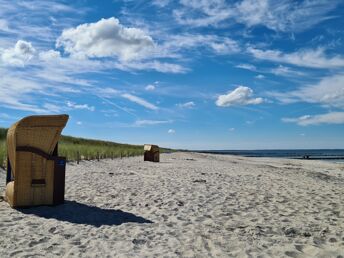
top-left (0, 152), bottom-right (343, 257)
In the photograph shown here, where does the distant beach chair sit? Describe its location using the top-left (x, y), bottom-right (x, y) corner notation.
top-left (144, 144), bottom-right (159, 162)
top-left (5, 115), bottom-right (69, 207)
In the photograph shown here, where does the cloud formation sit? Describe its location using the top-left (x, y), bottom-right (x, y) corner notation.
top-left (282, 112), bottom-right (344, 126)
top-left (162, 34), bottom-right (240, 56)
top-left (173, 0), bottom-right (340, 32)
top-left (152, 0), bottom-right (171, 7)
top-left (56, 17), bottom-right (154, 61)
top-left (236, 0), bottom-right (339, 32)
top-left (145, 84), bottom-right (156, 91)
top-left (39, 50), bottom-right (61, 61)
top-left (248, 47), bottom-right (344, 69)
top-left (121, 93), bottom-right (158, 110)
top-left (168, 129), bottom-right (175, 134)
top-left (270, 74), bottom-right (344, 109)
top-left (177, 101), bottom-right (195, 109)
top-left (0, 19), bottom-right (9, 32)
top-left (1, 40), bottom-right (35, 66)
top-left (0, 75), bottom-right (45, 112)
top-left (255, 74), bottom-right (265, 79)
top-left (175, 0), bottom-right (232, 27)
top-left (135, 120), bottom-right (171, 126)
top-left (235, 63), bottom-right (257, 71)
top-left (216, 86), bottom-right (264, 107)
top-left (66, 101), bottom-right (95, 111)
top-left (114, 60), bottom-right (187, 73)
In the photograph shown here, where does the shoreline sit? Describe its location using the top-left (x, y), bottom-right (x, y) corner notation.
top-left (194, 150), bottom-right (344, 162)
top-left (1, 152), bottom-right (343, 257)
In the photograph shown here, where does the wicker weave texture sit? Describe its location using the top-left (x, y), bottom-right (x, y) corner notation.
top-left (6, 115), bottom-right (68, 207)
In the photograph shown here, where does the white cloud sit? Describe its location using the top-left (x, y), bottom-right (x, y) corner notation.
top-left (114, 60), bottom-right (188, 74)
top-left (135, 120), bottom-right (170, 126)
top-left (42, 103), bottom-right (64, 113)
top-left (236, 0), bottom-right (339, 32)
top-left (270, 74), bottom-right (344, 108)
top-left (0, 19), bottom-right (9, 31)
top-left (97, 88), bottom-right (120, 97)
top-left (282, 112), bottom-right (344, 126)
top-left (271, 65), bottom-right (305, 77)
top-left (66, 101), bottom-right (95, 111)
top-left (174, 0), bottom-right (232, 27)
top-left (39, 50), bottom-right (61, 61)
top-left (168, 129), bottom-right (175, 134)
top-left (255, 74), bottom-right (265, 79)
top-left (174, 0), bottom-right (340, 32)
top-left (162, 34), bottom-right (240, 56)
top-left (177, 101), bottom-right (195, 109)
top-left (229, 127), bottom-right (235, 132)
top-left (208, 38), bottom-right (240, 54)
top-left (76, 121), bottom-right (83, 125)
top-left (0, 1), bottom-right (87, 45)
top-left (121, 93), bottom-right (158, 110)
top-left (216, 86), bottom-right (264, 107)
top-left (0, 75), bottom-right (46, 112)
top-left (248, 47), bottom-right (344, 69)
top-left (236, 63), bottom-right (257, 71)
top-left (145, 84), bottom-right (156, 91)
top-left (236, 0), bottom-right (270, 27)
top-left (56, 17), bottom-right (155, 61)
top-left (152, 0), bottom-right (171, 7)
top-left (1, 40), bottom-right (35, 66)
top-left (173, 0), bottom-right (339, 32)
top-left (17, 1), bottom-right (80, 13)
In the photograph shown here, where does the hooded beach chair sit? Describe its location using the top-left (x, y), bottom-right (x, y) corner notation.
top-left (144, 144), bottom-right (159, 162)
top-left (5, 115), bottom-right (69, 207)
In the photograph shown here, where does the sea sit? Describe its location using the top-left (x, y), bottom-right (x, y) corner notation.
top-left (197, 149), bottom-right (344, 163)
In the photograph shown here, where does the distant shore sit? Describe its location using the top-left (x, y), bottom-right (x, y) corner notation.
top-left (1, 152), bottom-right (343, 257)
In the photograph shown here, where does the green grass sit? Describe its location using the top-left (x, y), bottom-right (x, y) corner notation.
top-left (0, 127), bottom-right (172, 168)
top-left (58, 135), bottom-right (145, 161)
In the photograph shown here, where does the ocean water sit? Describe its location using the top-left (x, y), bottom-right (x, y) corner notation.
top-left (198, 149), bottom-right (344, 163)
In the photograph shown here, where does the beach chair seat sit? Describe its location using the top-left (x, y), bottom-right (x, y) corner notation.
top-left (5, 115), bottom-right (69, 207)
top-left (144, 144), bottom-right (160, 162)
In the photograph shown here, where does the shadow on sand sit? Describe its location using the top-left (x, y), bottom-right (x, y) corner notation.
top-left (18, 200), bottom-right (153, 227)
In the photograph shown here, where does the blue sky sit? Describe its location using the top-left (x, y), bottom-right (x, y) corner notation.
top-left (0, 0), bottom-right (344, 149)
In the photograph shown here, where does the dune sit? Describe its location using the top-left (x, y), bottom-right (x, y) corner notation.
top-left (0, 152), bottom-right (343, 257)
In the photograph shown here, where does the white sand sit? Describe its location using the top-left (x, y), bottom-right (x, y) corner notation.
top-left (0, 152), bottom-right (343, 257)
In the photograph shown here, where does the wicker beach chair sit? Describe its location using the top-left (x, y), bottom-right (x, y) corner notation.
top-left (5, 115), bottom-right (69, 207)
top-left (143, 144), bottom-right (159, 162)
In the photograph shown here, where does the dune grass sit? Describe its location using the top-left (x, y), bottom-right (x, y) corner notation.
top-left (58, 135), bottom-right (144, 161)
top-left (0, 127), bottom-right (171, 168)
